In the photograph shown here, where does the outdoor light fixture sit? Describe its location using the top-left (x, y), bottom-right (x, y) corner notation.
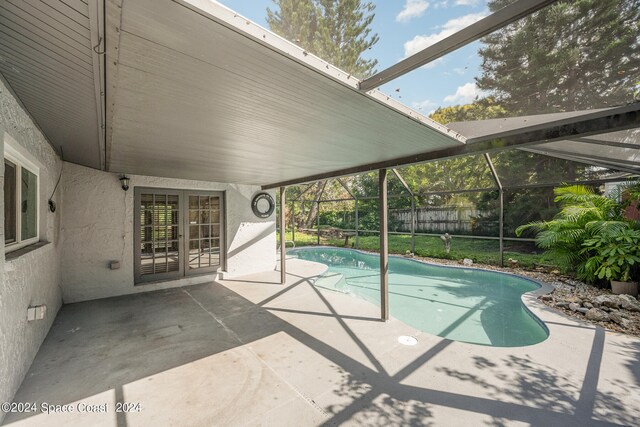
top-left (119, 175), bottom-right (130, 191)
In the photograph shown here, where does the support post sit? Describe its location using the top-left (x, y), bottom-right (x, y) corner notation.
top-left (291, 200), bottom-right (295, 242)
top-left (317, 201), bottom-right (321, 245)
top-left (336, 177), bottom-right (358, 250)
top-left (355, 198), bottom-right (359, 249)
top-left (314, 181), bottom-right (328, 246)
top-left (410, 195), bottom-right (416, 254)
top-left (379, 169), bottom-right (389, 321)
top-left (484, 154), bottom-right (504, 267)
top-left (499, 188), bottom-right (504, 267)
top-left (392, 169), bottom-right (415, 255)
top-left (279, 187), bottom-right (286, 284)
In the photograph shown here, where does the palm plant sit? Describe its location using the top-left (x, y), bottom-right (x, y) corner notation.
top-left (516, 185), bottom-right (625, 281)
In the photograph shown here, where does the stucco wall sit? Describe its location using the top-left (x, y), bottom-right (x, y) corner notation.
top-left (0, 77), bottom-right (63, 421)
top-left (60, 162), bottom-right (276, 303)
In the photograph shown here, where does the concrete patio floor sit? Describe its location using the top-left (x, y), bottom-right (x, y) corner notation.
top-left (2, 258), bottom-right (639, 426)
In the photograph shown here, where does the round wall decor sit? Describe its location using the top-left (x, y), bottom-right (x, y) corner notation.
top-left (252, 192), bottom-right (275, 218)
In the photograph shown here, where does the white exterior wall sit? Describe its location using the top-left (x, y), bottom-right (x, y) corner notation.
top-left (0, 73), bottom-right (278, 417)
top-left (0, 78), bottom-right (64, 420)
top-left (60, 162), bottom-right (277, 303)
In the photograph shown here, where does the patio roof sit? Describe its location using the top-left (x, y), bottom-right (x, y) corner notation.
top-left (1, 0), bottom-right (638, 187)
top-left (447, 109), bottom-right (640, 175)
top-left (0, 0), bottom-right (105, 169)
top-left (103, 0), bottom-right (470, 186)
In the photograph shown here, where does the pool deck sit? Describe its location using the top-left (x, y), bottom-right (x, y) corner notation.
top-left (2, 258), bottom-right (639, 426)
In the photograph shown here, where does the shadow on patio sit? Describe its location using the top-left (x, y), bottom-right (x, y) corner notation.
top-left (3, 259), bottom-right (638, 426)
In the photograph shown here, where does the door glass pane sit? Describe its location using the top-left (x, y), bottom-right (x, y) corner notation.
top-left (21, 167), bottom-right (37, 240)
top-left (189, 196), bottom-right (199, 209)
top-left (140, 241), bottom-right (154, 275)
top-left (171, 210), bottom-right (180, 225)
top-left (211, 250), bottom-right (220, 266)
top-left (154, 254), bottom-right (168, 273)
top-left (167, 244), bottom-right (180, 272)
top-left (141, 210), bottom-right (153, 226)
top-left (154, 226), bottom-right (166, 241)
top-left (188, 239), bottom-right (199, 268)
top-left (189, 225), bottom-right (199, 239)
top-left (202, 239), bottom-right (212, 267)
top-left (141, 194), bottom-right (153, 207)
top-left (187, 195), bottom-right (221, 270)
top-left (153, 195), bottom-right (167, 224)
top-left (168, 225), bottom-right (179, 240)
top-left (210, 196), bottom-right (221, 267)
top-left (138, 192), bottom-right (180, 278)
top-left (168, 195), bottom-right (179, 210)
top-left (211, 210), bottom-right (220, 224)
top-left (4, 160), bottom-right (16, 244)
top-left (141, 226), bottom-right (153, 242)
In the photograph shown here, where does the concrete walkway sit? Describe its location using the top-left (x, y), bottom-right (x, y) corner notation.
top-left (3, 258), bottom-right (639, 426)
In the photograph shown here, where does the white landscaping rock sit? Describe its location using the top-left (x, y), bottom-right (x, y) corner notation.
top-left (569, 302), bottom-right (581, 312)
top-left (618, 295), bottom-right (640, 312)
top-left (585, 308), bottom-right (609, 322)
top-left (593, 295), bottom-right (622, 309)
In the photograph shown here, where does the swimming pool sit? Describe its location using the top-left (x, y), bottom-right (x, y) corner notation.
top-left (289, 247), bottom-right (548, 347)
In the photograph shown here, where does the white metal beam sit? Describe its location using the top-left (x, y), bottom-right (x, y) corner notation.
top-left (359, 0), bottom-right (559, 92)
top-left (88, 0), bottom-right (106, 170)
top-left (520, 148), bottom-right (640, 175)
top-left (263, 104), bottom-right (640, 189)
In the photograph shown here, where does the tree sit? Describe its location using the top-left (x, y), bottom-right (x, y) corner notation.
top-left (477, 0), bottom-right (640, 115)
top-left (268, 0), bottom-right (380, 229)
top-left (266, 0), bottom-right (379, 78)
top-left (311, 0), bottom-right (379, 78)
top-left (387, 99), bottom-right (505, 209)
top-left (266, 0), bottom-right (317, 52)
top-left (429, 97), bottom-right (507, 124)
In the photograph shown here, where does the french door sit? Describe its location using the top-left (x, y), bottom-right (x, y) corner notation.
top-left (134, 188), bottom-right (225, 284)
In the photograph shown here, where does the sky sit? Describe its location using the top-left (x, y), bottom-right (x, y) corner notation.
top-left (216, 0), bottom-right (491, 116)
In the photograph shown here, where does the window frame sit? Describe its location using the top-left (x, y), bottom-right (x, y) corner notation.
top-left (4, 138), bottom-right (40, 252)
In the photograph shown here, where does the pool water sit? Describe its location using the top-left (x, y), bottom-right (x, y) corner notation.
top-left (289, 247), bottom-right (548, 347)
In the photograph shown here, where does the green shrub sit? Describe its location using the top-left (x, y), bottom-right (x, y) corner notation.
top-left (517, 184), bottom-right (640, 284)
top-left (582, 227), bottom-right (640, 282)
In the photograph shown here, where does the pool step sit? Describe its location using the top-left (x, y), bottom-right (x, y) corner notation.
top-left (315, 272), bottom-right (349, 293)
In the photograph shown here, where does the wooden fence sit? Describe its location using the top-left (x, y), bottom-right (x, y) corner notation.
top-left (390, 206), bottom-right (497, 235)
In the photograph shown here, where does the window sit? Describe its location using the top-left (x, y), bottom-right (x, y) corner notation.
top-left (4, 137), bottom-right (39, 251)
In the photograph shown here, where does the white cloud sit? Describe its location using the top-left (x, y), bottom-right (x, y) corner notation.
top-left (403, 12), bottom-right (487, 57)
top-left (433, 1), bottom-right (449, 9)
top-left (412, 99), bottom-right (437, 111)
top-left (396, 0), bottom-right (430, 23)
top-left (412, 99), bottom-right (437, 116)
top-left (443, 82), bottom-right (484, 104)
top-left (455, 0), bottom-right (479, 5)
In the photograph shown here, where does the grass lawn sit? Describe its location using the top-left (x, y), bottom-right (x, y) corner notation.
top-left (281, 230), bottom-right (559, 270)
